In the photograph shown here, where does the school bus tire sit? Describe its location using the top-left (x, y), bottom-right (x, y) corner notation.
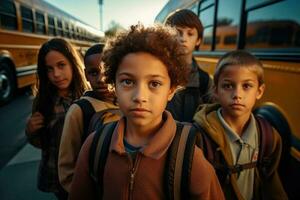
top-left (0, 61), bottom-right (16, 106)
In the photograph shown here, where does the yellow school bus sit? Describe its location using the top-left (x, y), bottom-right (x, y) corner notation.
top-left (0, 0), bottom-right (104, 105)
top-left (156, 0), bottom-right (299, 198)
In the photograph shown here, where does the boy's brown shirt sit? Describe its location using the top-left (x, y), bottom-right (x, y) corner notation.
top-left (69, 111), bottom-right (225, 200)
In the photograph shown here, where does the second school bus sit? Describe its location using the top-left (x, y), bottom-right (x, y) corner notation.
top-left (0, 0), bottom-right (104, 105)
top-left (156, 0), bottom-right (299, 199)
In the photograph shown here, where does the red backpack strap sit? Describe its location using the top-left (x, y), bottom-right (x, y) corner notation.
top-left (256, 115), bottom-right (274, 177)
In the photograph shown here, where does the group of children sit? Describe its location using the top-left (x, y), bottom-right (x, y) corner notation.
top-left (25, 9), bottom-right (287, 200)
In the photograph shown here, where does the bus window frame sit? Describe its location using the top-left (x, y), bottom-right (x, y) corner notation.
top-left (0, 0), bottom-right (18, 30)
top-left (35, 10), bottom-right (46, 35)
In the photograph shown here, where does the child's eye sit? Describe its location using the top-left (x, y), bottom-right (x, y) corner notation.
top-left (58, 62), bottom-right (66, 69)
top-left (88, 70), bottom-right (99, 77)
top-left (120, 79), bottom-right (133, 87)
top-left (243, 83), bottom-right (253, 89)
top-left (221, 83), bottom-right (233, 89)
top-left (176, 29), bottom-right (183, 36)
top-left (47, 66), bottom-right (54, 73)
top-left (188, 32), bottom-right (194, 36)
top-left (149, 81), bottom-right (162, 89)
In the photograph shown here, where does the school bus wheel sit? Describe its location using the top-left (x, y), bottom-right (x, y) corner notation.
top-left (0, 61), bottom-right (16, 106)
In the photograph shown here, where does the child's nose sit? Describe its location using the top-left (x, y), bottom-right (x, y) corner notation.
top-left (132, 84), bottom-right (147, 103)
top-left (232, 87), bottom-right (242, 99)
top-left (53, 68), bottom-right (60, 77)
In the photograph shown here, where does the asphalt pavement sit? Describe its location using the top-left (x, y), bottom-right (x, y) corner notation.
top-left (0, 143), bottom-right (56, 200)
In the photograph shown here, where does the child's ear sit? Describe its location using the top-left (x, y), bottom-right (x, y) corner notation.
top-left (167, 87), bottom-right (177, 101)
top-left (196, 38), bottom-right (202, 47)
top-left (212, 85), bottom-right (219, 101)
top-left (256, 83), bottom-right (265, 100)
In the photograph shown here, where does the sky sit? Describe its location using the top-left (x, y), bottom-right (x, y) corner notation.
top-left (44, 0), bottom-right (168, 31)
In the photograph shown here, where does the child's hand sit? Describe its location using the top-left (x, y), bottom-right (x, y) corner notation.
top-left (26, 112), bottom-right (45, 134)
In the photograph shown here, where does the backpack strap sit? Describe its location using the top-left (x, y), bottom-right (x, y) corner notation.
top-left (87, 108), bottom-right (121, 134)
top-left (192, 122), bottom-right (215, 163)
top-left (89, 121), bottom-right (118, 197)
top-left (165, 122), bottom-right (198, 200)
top-left (193, 122), bottom-right (257, 181)
top-left (74, 99), bottom-right (95, 142)
top-left (255, 115), bottom-right (274, 177)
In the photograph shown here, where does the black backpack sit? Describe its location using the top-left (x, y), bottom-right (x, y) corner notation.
top-left (193, 115), bottom-right (274, 183)
top-left (88, 121), bottom-right (200, 199)
top-left (74, 95), bottom-right (121, 143)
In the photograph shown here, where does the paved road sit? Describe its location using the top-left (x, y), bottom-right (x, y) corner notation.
top-left (0, 90), bottom-right (55, 200)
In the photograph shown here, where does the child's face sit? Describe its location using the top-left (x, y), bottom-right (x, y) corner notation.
top-left (214, 65), bottom-right (265, 119)
top-left (45, 50), bottom-right (73, 96)
top-left (85, 54), bottom-right (111, 96)
top-left (176, 26), bottom-right (201, 55)
top-left (115, 52), bottom-right (175, 128)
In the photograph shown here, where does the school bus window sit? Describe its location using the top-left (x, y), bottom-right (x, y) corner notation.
top-left (72, 24), bottom-right (76, 39)
top-left (21, 5), bottom-right (34, 33)
top-left (246, 0), bottom-right (271, 10)
top-left (199, 0), bottom-right (214, 10)
top-left (47, 15), bottom-right (55, 36)
top-left (296, 30), bottom-right (300, 46)
top-left (189, 2), bottom-right (198, 14)
top-left (68, 23), bottom-right (72, 38)
top-left (64, 21), bottom-right (70, 38)
top-left (199, 5), bottom-right (214, 28)
top-left (201, 27), bottom-right (213, 51)
top-left (198, 1), bottom-right (215, 51)
top-left (224, 35), bottom-right (237, 45)
top-left (245, 0), bottom-right (300, 51)
top-left (76, 27), bottom-right (81, 39)
top-left (69, 23), bottom-right (74, 39)
top-left (215, 0), bottom-right (241, 50)
top-left (35, 11), bottom-right (45, 34)
top-left (74, 26), bottom-right (79, 39)
top-left (0, 0), bottom-right (17, 30)
top-left (57, 19), bottom-right (63, 36)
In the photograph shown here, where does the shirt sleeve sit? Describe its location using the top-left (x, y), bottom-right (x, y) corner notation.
top-left (25, 99), bottom-right (43, 148)
top-left (189, 146), bottom-right (225, 200)
top-left (58, 103), bottom-right (84, 192)
top-left (69, 133), bottom-right (96, 200)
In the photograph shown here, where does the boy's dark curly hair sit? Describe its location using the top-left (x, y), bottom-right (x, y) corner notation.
top-left (102, 23), bottom-right (188, 88)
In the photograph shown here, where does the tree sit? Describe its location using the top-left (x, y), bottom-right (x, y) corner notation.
top-left (105, 20), bottom-right (125, 37)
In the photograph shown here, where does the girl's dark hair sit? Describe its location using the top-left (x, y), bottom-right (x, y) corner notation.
top-left (165, 9), bottom-right (203, 49)
top-left (102, 23), bottom-right (188, 88)
top-left (35, 38), bottom-right (88, 118)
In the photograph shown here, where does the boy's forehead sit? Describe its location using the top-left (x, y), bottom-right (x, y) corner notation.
top-left (117, 52), bottom-right (169, 76)
top-left (176, 25), bottom-right (197, 31)
top-left (219, 65), bottom-right (259, 79)
top-left (85, 54), bottom-right (102, 67)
